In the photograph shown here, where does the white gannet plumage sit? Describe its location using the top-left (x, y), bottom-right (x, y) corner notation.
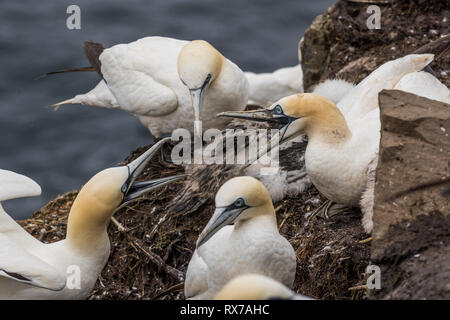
top-left (0, 170), bottom-right (65, 291)
top-left (393, 71), bottom-right (450, 104)
top-left (0, 139), bottom-right (184, 299)
top-left (215, 274), bottom-right (313, 300)
top-left (245, 65), bottom-right (303, 108)
top-left (220, 54), bottom-right (443, 234)
top-left (54, 80), bottom-right (119, 109)
top-left (245, 65), bottom-right (354, 110)
top-left (184, 176), bottom-right (296, 300)
top-left (311, 79), bottom-right (356, 105)
top-left (53, 37), bottom-right (249, 138)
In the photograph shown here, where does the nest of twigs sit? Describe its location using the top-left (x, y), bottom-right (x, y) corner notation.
top-left (19, 143), bottom-right (370, 300)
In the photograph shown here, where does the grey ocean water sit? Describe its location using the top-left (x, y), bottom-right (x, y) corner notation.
top-left (0, 0), bottom-right (335, 219)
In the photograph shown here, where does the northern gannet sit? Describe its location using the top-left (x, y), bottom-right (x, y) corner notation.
top-left (184, 176), bottom-right (296, 300)
top-left (215, 274), bottom-right (313, 300)
top-left (52, 37), bottom-right (249, 137)
top-left (0, 138), bottom-right (185, 299)
top-left (219, 54), bottom-right (442, 233)
top-left (169, 79), bottom-right (356, 214)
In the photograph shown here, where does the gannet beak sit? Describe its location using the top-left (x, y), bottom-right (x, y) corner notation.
top-left (190, 88), bottom-right (205, 124)
top-left (120, 137), bottom-right (187, 205)
top-left (217, 109), bottom-right (296, 143)
top-left (196, 205), bottom-right (247, 248)
top-left (122, 174), bottom-right (187, 204)
top-left (218, 109), bottom-right (276, 123)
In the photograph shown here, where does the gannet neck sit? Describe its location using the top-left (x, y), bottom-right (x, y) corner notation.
top-left (66, 167), bottom-right (127, 252)
top-left (284, 93), bottom-right (351, 144)
top-left (234, 210), bottom-right (277, 231)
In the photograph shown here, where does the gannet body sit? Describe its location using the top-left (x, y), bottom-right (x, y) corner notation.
top-left (0, 139), bottom-right (184, 299)
top-left (184, 176), bottom-right (296, 300)
top-left (311, 79), bottom-right (356, 105)
top-left (393, 71), bottom-right (450, 104)
top-left (53, 37), bottom-right (249, 137)
top-left (215, 274), bottom-right (313, 300)
top-left (220, 54), bottom-right (442, 233)
top-left (245, 65), bottom-right (303, 108)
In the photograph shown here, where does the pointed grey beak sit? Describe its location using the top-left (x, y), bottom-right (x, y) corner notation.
top-left (190, 88), bottom-right (205, 124)
top-left (119, 137), bottom-right (187, 205)
top-left (217, 109), bottom-right (277, 123)
top-left (196, 206), bottom-right (247, 248)
top-left (124, 137), bottom-right (171, 193)
top-left (217, 109), bottom-right (296, 144)
top-left (190, 88), bottom-right (207, 139)
top-left (122, 174), bottom-right (187, 204)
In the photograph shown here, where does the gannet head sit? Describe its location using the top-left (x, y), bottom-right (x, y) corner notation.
top-left (196, 176), bottom-right (274, 248)
top-left (178, 40), bottom-right (224, 130)
top-left (218, 93), bottom-right (350, 144)
top-left (215, 274), bottom-right (295, 300)
top-left (67, 138), bottom-right (186, 241)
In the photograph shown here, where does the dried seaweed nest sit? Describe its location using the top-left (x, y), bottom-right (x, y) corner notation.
top-left (19, 143), bottom-right (371, 300)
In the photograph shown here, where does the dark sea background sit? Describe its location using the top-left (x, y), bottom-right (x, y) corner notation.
top-left (0, 0), bottom-right (335, 219)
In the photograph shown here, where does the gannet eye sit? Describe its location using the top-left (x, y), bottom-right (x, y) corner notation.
top-left (273, 105), bottom-right (283, 115)
top-left (121, 184), bottom-right (128, 194)
top-left (234, 197), bottom-right (245, 208)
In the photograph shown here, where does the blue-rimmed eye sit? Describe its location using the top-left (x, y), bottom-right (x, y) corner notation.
top-left (121, 184), bottom-right (128, 193)
top-left (205, 74), bottom-right (212, 83)
top-left (273, 105), bottom-right (283, 115)
top-left (234, 197), bottom-right (245, 208)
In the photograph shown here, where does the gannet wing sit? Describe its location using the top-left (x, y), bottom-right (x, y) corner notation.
top-left (273, 65), bottom-right (303, 92)
top-left (394, 71), bottom-right (450, 104)
top-left (53, 80), bottom-right (119, 109)
top-left (184, 250), bottom-right (209, 299)
top-left (245, 65), bottom-right (303, 107)
top-left (338, 54), bottom-right (434, 120)
top-left (0, 170), bottom-right (44, 247)
top-left (0, 233), bottom-right (66, 291)
top-left (99, 38), bottom-right (181, 117)
top-left (312, 79), bottom-right (356, 105)
top-left (0, 169), bottom-right (41, 202)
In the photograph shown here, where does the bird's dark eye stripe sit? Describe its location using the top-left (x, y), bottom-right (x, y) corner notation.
top-left (216, 197), bottom-right (248, 210)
